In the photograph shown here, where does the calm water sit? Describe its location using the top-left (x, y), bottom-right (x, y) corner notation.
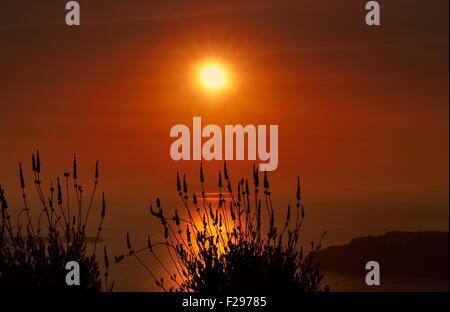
top-left (322, 272), bottom-right (449, 292)
top-left (109, 259), bottom-right (449, 292)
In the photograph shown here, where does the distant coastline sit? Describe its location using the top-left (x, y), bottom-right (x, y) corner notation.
top-left (317, 231), bottom-right (449, 291)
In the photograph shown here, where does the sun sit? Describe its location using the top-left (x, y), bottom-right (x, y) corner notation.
top-left (199, 63), bottom-right (227, 91)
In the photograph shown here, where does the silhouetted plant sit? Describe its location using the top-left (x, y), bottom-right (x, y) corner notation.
top-left (117, 163), bottom-right (328, 292)
top-left (0, 151), bottom-right (112, 291)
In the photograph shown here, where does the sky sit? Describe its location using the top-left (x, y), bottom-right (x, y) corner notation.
top-left (0, 0), bottom-right (448, 290)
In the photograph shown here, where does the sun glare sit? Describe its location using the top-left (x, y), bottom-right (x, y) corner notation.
top-left (199, 63), bottom-right (227, 91)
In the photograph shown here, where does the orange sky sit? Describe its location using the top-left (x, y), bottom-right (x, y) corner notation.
top-left (0, 0), bottom-right (448, 290)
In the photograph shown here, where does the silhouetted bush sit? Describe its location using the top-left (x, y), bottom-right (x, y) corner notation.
top-left (0, 151), bottom-right (112, 291)
top-left (117, 163), bottom-right (328, 292)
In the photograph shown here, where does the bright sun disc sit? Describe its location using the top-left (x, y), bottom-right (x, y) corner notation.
top-left (199, 63), bottom-right (227, 91)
